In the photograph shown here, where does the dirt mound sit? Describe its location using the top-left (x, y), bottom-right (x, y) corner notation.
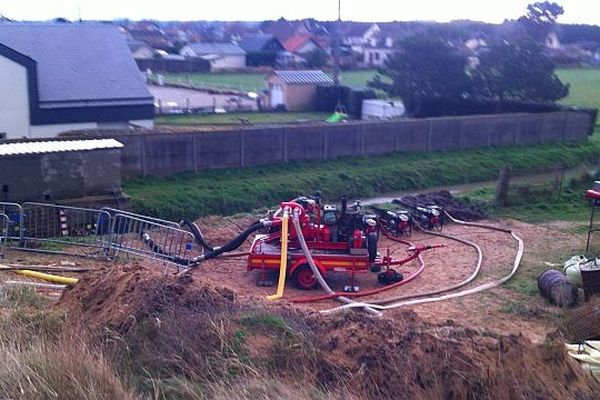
top-left (60, 264), bottom-right (600, 400)
top-left (394, 190), bottom-right (487, 221)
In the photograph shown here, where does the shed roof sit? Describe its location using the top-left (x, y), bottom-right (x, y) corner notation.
top-left (0, 139), bottom-right (124, 156)
top-left (238, 33), bottom-right (281, 52)
top-left (272, 70), bottom-right (334, 85)
top-left (0, 24), bottom-right (152, 107)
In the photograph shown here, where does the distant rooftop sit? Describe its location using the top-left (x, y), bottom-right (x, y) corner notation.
top-left (272, 70), bottom-right (334, 85)
top-left (184, 42), bottom-right (246, 55)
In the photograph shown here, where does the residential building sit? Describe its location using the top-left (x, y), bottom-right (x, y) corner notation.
top-left (0, 24), bottom-right (154, 139)
top-left (180, 42), bottom-right (246, 70)
top-left (128, 40), bottom-right (155, 59)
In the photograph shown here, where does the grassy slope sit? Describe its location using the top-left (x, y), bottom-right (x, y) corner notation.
top-left (124, 132), bottom-right (600, 221)
top-left (156, 112), bottom-right (331, 125)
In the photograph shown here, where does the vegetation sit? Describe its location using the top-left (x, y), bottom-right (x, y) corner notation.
top-left (156, 111), bottom-right (331, 125)
top-left (124, 131), bottom-right (600, 221)
top-left (557, 68), bottom-right (600, 116)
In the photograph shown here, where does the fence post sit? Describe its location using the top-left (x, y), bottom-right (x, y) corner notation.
top-left (495, 165), bottom-right (511, 207)
top-left (239, 131), bottom-right (245, 167)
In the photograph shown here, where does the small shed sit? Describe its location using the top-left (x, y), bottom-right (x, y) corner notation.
top-left (266, 70), bottom-right (334, 112)
top-left (0, 138), bottom-right (123, 202)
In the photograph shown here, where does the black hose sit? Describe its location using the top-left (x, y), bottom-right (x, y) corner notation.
top-left (200, 222), bottom-right (264, 261)
top-left (180, 219), bottom-right (214, 252)
top-left (140, 232), bottom-right (192, 266)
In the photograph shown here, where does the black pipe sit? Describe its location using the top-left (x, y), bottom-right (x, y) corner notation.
top-left (180, 219), bottom-right (214, 252)
top-left (201, 222), bottom-right (264, 261)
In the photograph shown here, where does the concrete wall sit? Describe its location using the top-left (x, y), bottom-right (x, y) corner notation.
top-left (103, 110), bottom-right (596, 178)
top-left (0, 55), bottom-right (30, 139)
top-left (0, 149), bottom-right (121, 202)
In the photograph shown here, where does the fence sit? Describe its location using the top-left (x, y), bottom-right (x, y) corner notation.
top-left (108, 213), bottom-right (199, 270)
top-left (0, 213), bottom-right (8, 261)
top-left (112, 110), bottom-right (596, 178)
top-left (0, 202), bottom-right (199, 270)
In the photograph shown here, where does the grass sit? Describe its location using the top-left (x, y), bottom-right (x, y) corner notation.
top-left (156, 111), bottom-right (331, 125)
top-left (123, 130), bottom-right (600, 221)
top-left (164, 69), bottom-right (379, 92)
top-left (557, 68), bottom-right (600, 114)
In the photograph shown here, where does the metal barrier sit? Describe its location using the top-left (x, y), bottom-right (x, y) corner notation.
top-left (101, 207), bottom-right (180, 228)
top-left (19, 202), bottom-right (112, 258)
top-left (108, 213), bottom-right (199, 269)
top-left (0, 213), bottom-right (8, 261)
top-left (0, 202), bottom-right (23, 241)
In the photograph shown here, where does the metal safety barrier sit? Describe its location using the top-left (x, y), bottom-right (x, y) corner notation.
top-left (101, 207), bottom-right (180, 228)
top-left (0, 202), bottom-right (24, 241)
top-left (19, 202), bottom-right (112, 258)
top-left (0, 213), bottom-right (8, 260)
top-left (108, 213), bottom-right (199, 270)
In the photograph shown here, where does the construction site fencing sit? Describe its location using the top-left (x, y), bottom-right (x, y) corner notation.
top-left (0, 202), bottom-right (23, 241)
top-left (0, 213), bottom-right (8, 261)
top-left (108, 213), bottom-right (199, 270)
top-left (18, 202), bottom-right (112, 258)
top-left (101, 207), bottom-right (180, 228)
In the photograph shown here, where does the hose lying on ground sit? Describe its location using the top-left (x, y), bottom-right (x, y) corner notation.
top-left (291, 211), bottom-right (381, 316)
top-left (12, 269), bottom-right (79, 286)
top-left (321, 211), bottom-right (523, 314)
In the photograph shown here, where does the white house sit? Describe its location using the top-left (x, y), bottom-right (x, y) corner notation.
top-left (342, 23), bottom-right (380, 54)
top-left (0, 24), bottom-right (154, 139)
top-left (180, 42), bottom-right (246, 70)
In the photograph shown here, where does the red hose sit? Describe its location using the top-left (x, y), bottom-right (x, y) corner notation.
top-left (289, 225), bottom-right (427, 303)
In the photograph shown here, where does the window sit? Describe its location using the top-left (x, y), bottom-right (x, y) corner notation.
top-left (0, 133), bottom-right (6, 140)
top-left (374, 52), bottom-right (380, 61)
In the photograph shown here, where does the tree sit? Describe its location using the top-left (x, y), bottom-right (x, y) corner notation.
top-left (518, 1), bottom-right (564, 43)
top-left (368, 35), bottom-right (472, 114)
top-left (472, 39), bottom-right (569, 102)
top-left (304, 48), bottom-right (329, 68)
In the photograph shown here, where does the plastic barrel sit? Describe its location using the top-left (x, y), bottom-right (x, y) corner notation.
top-left (538, 269), bottom-right (578, 308)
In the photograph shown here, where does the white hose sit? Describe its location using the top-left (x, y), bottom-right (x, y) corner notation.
top-left (321, 213), bottom-right (524, 314)
top-left (291, 212), bottom-right (381, 316)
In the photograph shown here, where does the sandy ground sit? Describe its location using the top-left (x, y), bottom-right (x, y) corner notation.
top-left (0, 216), bottom-right (586, 344)
top-left (148, 85), bottom-right (257, 112)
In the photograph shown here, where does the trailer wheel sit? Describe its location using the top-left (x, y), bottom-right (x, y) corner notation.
top-left (294, 264), bottom-right (318, 290)
top-left (367, 232), bottom-right (378, 262)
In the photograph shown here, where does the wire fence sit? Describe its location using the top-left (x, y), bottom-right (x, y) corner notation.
top-left (0, 202), bottom-right (23, 241)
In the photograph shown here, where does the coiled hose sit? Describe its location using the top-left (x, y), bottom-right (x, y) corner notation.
top-left (321, 211), bottom-right (524, 314)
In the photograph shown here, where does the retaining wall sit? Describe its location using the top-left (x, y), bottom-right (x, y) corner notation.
top-left (111, 111), bottom-right (595, 178)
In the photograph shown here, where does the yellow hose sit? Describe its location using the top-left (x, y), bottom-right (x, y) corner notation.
top-left (14, 269), bottom-right (79, 286)
top-left (267, 209), bottom-right (289, 300)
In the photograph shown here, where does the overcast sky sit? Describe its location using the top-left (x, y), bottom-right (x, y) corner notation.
top-left (1, 0), bottom-right (598, 25)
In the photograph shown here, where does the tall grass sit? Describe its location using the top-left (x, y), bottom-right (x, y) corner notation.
top-left (124, 132), bottom-right (600, 221)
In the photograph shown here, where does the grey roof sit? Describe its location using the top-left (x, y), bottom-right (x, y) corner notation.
top-left (273, 70), bottom-right (334, 85)
top-left (128, 40), bottom-right (153, 52)
top-left (238, 34), bottom-right (279, 52)
top-left (185, 42), bottom-right (246, 56)
top-left (0, 24), bottom-right (152, 106)
top-left (0, 139), bottom-right (123, 156)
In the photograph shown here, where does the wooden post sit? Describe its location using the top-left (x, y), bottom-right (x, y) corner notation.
top-left (495, 165), bottom-right (511, 207)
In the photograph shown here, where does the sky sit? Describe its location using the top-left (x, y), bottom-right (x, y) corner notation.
top-left (0, 0), bottom-right (599, 25)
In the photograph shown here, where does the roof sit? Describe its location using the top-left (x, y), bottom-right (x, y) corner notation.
top-left (128, 40), bottom-right (153, 52)
top-left (0, 24), bottom-right (152, 107)
top-left (238, 33), bottom-right (281, 52)
top-left (283, 34), bottom-right (325, 53)
top-left (342, 22), bottom-right (377, 37)
top-left (0, 139), bottom-right (124, 156)
top-left (184, 42), bottom-right (246, 56)
top-left (271, 70), bottom-right (333, 85)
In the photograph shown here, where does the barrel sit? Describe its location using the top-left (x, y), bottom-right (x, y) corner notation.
top-left (538, 269), bottom-right (579, 308)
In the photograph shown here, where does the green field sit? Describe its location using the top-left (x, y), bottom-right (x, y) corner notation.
top-left (164, 70), bottom-right (379, 92)
top-left (557, 68), bottom-right (600, 115)
top-left (156, 112), bottom-right (331, 125)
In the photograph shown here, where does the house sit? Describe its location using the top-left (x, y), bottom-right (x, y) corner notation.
top-left (283, 34), bottom-right (327, 55)
top-left (179, 42), bottom-right (246, 70)
top-left (363, 44), bottom-right (396, 67)
top-left (341, 22), bottom-right (380, 54)
top-left (266, 70), bottom-right (333, 112)
top-left (238, 33), bottom-right (286, 67)
top-left (0, 24), bottom-right (154, 139)
top-left (128, 40), bottom-right (155, 60)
